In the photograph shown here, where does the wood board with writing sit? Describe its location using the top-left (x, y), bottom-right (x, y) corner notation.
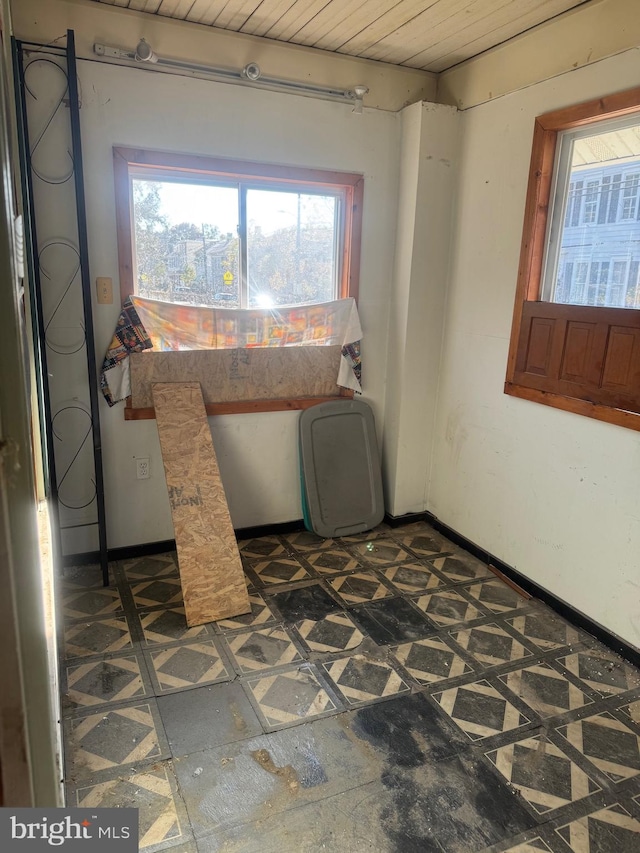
top-left (130, 346), bottom-right (343, 408)
top-left (152, 382), bottom-right (250, 626)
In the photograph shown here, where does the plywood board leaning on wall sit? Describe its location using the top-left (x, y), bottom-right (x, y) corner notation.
top-left (152, 382), bottom-right (250, 626)
top-left (131, 347), bottom-right (343, 408)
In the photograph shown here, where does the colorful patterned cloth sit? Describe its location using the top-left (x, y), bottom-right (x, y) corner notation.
top-left (100, 297), bottom-right (152, 405)
top-left (100, 296), bottom-right (362, 406)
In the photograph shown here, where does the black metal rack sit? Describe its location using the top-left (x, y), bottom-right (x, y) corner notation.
top-left (13, 30), bottom-right (108, 585)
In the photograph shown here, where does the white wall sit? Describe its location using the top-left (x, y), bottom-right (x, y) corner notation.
top-left (383, 101), bottom-right (459, 517)
top-left (430, 48), bottom-right (640, 647)
top-left (77, 61), bottom-right (400, 548)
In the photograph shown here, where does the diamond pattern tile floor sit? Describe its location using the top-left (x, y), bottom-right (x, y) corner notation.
top-left (56, 522), bottom-right (640, 852)
top-left (486, 734), bottom-right (601, 814)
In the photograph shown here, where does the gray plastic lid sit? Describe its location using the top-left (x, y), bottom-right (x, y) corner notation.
top-left (299, 399), bottom-right (384, 538)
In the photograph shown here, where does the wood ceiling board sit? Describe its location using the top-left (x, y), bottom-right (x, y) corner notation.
top-left (306, 0), bottom-right (412, 52)
top-left (335, 0), bottom-right (431, 57)
top-left (90, 0), bottom-right (597, 73)
top-left (284, 0), bottom-right (378, 47)
top-left (356, 0), bottom-right (480, 63)
top-left (362, 0), bottom-right (584, 66)
top-left (213, 0), bottom-right (263, 29)
top-left (264, 0), bottom-right (333, 41)
top-left (241, 0), bottom-right (299, 36)
top-left (128, 0), bottom-right (162, 13)
top-left (406, 0), bottom-right (587, 71)
top-left (157, 0), bottom-right (195, 18)
top-left (185, 0), bottom-right (225, 25)
top-left (152, 382), bottom-right (250, 627)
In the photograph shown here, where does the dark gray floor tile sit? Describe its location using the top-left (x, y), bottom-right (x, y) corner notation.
top-left (349, 692), bottom-right (471, 763)
top-left (328, 571), bottom-right (393, 604)
top-left (267, 583), bottom-right (342, 623)
top-left (295, 611), bottom-right (365, 653)
top-left (348, 537), bottom-right (413, 566)
top-left (158, 682), bottom-right (263, 757)
top-left (248, 558), bottom-right (310, 587)
top-left (304, 548), bottom-right (361, 575)
top-left (428, 554), bottom-right (494, 584)
top-left (122, 553), bottom-right (179, 583)
top-left (499, 662), bottom-right (593, 718)
top-left (485, 733), bottom-right (602, 816)
top-left (139, 607), bottom-right (212, 646)
top-left (380, 751), bottom-right (537, 852)
top-left (350, 597), bottom-right (436, 645)
top-left (508, 608), bottom-right (586, 651)
top-left (433, 679), bottom-right (531, 741)
top-left (63, 652), bottom-right (152, 713)
top-left (145, 640), bottom-right (232, 694)
top-left (557, 711), bottom-right (640, 784)
top-left (451, 622), bottom-right (534, 668)
top-left (323, 655), bottom-right (410, 706)
top-left (64, 700), bottom-right (170, 784)
top-left (243, 664), bottom-right (340, 729)
top-left (558, 649), bottom-right (640, 697)
top-left (223, 626), bottom-right (303, 675)
top-left (63, 616), bottom-right (134, 659)
top-left (393, 636), bottom-right (474, 684)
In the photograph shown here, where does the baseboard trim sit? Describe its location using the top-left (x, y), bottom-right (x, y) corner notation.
top-left (386, 511), bottom-right (640, 668)
top-left (384, 511), bottom-right (435, 528)
top-left (62, 520), bottom-right (308, 567)
top-left (234, 519), bottom-right (307, 541)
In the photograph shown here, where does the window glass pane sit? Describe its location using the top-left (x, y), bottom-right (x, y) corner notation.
top-left (246, 188), bottom-right (339, 308)
top-left (549, 120), bottom-right (640, 308)
top-left (132, 179), bottom-right (240, 307)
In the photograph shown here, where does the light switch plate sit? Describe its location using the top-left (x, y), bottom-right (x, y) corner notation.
top-left (96, 276), bottom-right (113, 304)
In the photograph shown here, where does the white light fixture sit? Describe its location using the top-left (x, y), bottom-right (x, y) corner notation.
top-left (350, 85), bottom-right (369, 114)
top-left (242, 62), bottom-right (261, 81)
top-left (93, 40), bottom-right (368, 110)
top-left (135, 38), bottom-right (158, 64)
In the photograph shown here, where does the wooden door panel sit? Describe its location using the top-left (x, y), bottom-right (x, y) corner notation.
top-left (513, 302), bottom-right (640, 413)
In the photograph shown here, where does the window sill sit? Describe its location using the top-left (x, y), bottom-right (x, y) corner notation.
top-left (124, 392), bottom-right (353, 420)
top-left (504, 382), bottom-right (640, 432)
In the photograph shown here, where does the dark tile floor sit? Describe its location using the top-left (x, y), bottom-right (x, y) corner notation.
top-left (59, 521), bottom-right (640, 852)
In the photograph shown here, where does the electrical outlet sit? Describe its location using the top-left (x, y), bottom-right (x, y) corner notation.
top-left (136, 457), bottom-right (150, 480)
top-left (96, 276), bottom-right (113, 304)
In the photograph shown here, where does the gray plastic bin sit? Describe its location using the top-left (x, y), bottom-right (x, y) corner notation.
top-left (299, 399), bottom-right (384, 538)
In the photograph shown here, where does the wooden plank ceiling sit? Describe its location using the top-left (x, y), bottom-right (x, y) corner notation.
top-left (90, 0), bottom-right (592, 73)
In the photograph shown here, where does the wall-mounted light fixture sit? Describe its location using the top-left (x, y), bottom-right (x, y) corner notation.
top-left (242, 62), bottom-right (262, 81)
top-left (134, 38), bottom-right (158, 64)
top-left (350, 85), bottom-right (369, 114)
top-left (93, 40), bottom-right (368, 111)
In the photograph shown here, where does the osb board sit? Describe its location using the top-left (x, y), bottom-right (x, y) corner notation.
top-left (130, 346), bottom-right (342, 408)
top-left (152, 382), bottom-right (250, 627)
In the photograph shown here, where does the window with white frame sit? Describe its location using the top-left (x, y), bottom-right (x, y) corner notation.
top-left (544, 114), bottom-right (640, 309)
